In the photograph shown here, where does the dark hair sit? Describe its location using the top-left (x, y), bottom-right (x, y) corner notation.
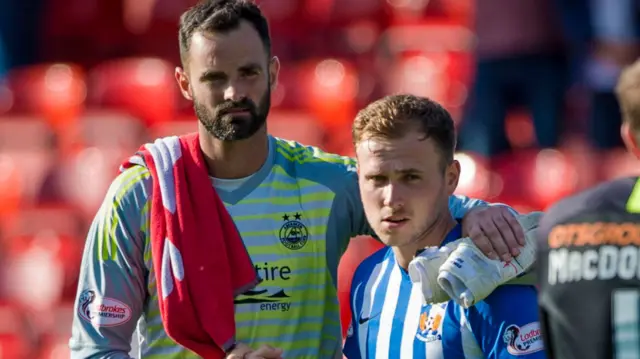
top-left (352, 94), bottom-right (456, 170)
top-left (178, 0), bottom-right (271, 65)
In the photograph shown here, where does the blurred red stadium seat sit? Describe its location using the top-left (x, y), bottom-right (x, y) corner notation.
top-left (87, 58), bottom-right (177, 126)
top-left (124, 0), bottom-right (199, 64)
top-left (382, 51), bottom-right (472, 123)
top-left (2, 232), bottom-right (80, 312)
top-left (304, 0), bottom-right (386, 26)
top-left (0, 150), bottom-right (55, 207)
top-left (454, 152), bottom-right (491, 200)
top-left (385, 53), bottom-right (448, 101)
top-left (0, 204), bottom-right (84, 305)
top-left (504, 110), bottom-right (537, 149)
top-left (0, 155), bottom-right (22, 217)
top-left (50, 303), bottom-right (74, 335)
top-left (385, 0), bottom-right (432, 24)
top-left (268, 111), bottom-right (326, 148)
top-left (296, 58), bottom-right (359, 153)
top-left (494, 149), bottom-right (579, 210)
top-left (58, 147), bottom-right (125, 218)
top-left (386, 0), bottom-right (474, 25)
top-left (0, 115), bottom-right (56, 151)
top-left (300, 0), bottom-right (385, 60)
top-left (299, 58), bottom-right (359, 128)
top-left (0, 302), bottom-right (24, 334)
top-left (37, 336), bottom-right (70, 359)
top-left (337, 236), bottom-right (384, 338)
top-left (524, 149), bottom-right (579, 210)
top-left (381, 22), bottom-right (474, 53)
top-left (0, 82), bottom-right (13, 116)
top-left (0, 333), bottom-right (27, 359)
top-left (5, 64), bottom-right (86, 142)
top-left (257, 0), bottom-right (308, 60)
top-left (0, 204), bottom-right (84, 240)
top-left (78, 110), bottom-right (148, 151)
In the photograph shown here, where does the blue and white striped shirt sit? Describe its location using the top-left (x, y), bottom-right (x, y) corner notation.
top-left (344, 224), bottom-right (546, 359)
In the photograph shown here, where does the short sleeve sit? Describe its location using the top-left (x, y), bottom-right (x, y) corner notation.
top-left (466, 285), bottom-right (546, 359)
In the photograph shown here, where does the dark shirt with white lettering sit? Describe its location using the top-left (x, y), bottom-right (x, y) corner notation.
top-left (537, 176), bottom-right (640, 359)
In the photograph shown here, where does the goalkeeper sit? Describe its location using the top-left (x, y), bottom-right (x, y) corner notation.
top-left (344, 94), bottom-right (544, 358)
top-left (536, 60), bottom-right (640, 359)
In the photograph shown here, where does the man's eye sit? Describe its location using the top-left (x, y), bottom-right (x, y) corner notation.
top-left (209, 77), bottom-right (226, 86)
top-left (405, 174), bottom-right (420, 181)
top-left (368, 176), bottom-right (387, 185)
top-left (242, 71), bottom-right (259, 78)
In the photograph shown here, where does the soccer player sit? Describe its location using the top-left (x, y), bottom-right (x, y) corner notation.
top-left (344, 94), bottom-right (545, 359)
top-left (536, 60), bottom-right (640, 359)
top-left (69, 1), bottom-right (528, 358)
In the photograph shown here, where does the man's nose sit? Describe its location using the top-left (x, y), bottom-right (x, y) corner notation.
top-left (223, 81), bottom-right (247, 102)
top-left (382, 183), bottom-right (404, 210)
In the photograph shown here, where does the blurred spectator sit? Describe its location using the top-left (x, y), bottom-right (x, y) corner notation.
top-left (459, 0), bottom-right (569, 157)
top-left (0, 37), bottom-right (7, 80)
top-left (0, 0), bottom-right (45, 70)
top-left (584, 0), bottom-right (639, 150)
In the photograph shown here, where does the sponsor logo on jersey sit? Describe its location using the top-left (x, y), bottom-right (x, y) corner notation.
top-left (358, 311), bottom-right (380, 325)
top-left (279, 212), bottom-right (308, 250)
top-left (78, 290), bottom-right (132, 327)
top-left (416, 304), bottom-right (444, 342)
top-left (502, 322), bottom-right (544, 355)
top-left (234, 262), bottom-right (293, 312)
top-left (547, 222), bottom-right (640, 284)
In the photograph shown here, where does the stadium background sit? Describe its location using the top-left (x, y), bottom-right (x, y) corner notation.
top-left (0, 0), bottom-right (638, 357)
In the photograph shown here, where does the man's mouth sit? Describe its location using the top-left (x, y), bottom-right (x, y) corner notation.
top-left (226, 107), bottom-right (250, 114)
top-left (382, 216), bottom-right (409, 226)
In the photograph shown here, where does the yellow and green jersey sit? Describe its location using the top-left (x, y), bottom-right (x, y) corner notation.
top-left (70, 135), bottom-right (490, 359)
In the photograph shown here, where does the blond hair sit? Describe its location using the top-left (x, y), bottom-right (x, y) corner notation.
top-left (352, 94), bottom-right (456, 169)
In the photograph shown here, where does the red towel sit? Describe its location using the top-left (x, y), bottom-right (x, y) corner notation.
top-left (120, 133), bottom-right (259, 358)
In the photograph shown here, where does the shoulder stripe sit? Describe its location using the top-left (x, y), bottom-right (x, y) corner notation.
top-left (112, 166), bottom-right (150, 206)
top-left (627, 177), bottom-right (640, 213)
top-left (274, 140), bottom-right (356, 166)
top-left (97, 166), bottom-right (150, 262)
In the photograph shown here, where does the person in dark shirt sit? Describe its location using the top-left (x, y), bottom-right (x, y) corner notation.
top-left (536, 59), bottom-right (640, 359)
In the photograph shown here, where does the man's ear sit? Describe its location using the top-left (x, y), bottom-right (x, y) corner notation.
top-left (621, 122), bottom-right (640, 160)
top-left (269, 56), bottom-right (280, 92)
top-left (446, 160), bottom-right (461, 195)
top-left (175, 66), bottom-right (193, 101)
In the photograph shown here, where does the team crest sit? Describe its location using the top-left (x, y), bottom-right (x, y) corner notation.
top-left (502, 322), bottom-right (544, 355)
top-left (416, 304), bottom-right (444, 342)
top-left (279, 212), bottom-right (309, 250)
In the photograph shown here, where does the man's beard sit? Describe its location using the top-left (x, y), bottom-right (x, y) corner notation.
top-left (194, 88), bottom-right (270, 141)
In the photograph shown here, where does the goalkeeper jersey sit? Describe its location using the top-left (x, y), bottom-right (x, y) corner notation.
top-left (69, 135), bottom-right (489, 359)
top-left (344, 223), bottom-right (545, 359)
top-left (537, 176), bottom-right (640, 359)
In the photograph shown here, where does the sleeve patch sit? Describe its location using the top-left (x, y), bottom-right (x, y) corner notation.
top-left (502, 321), bottom-right (544, 355)
top-left (78, 290), bottom-right (133, 327)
